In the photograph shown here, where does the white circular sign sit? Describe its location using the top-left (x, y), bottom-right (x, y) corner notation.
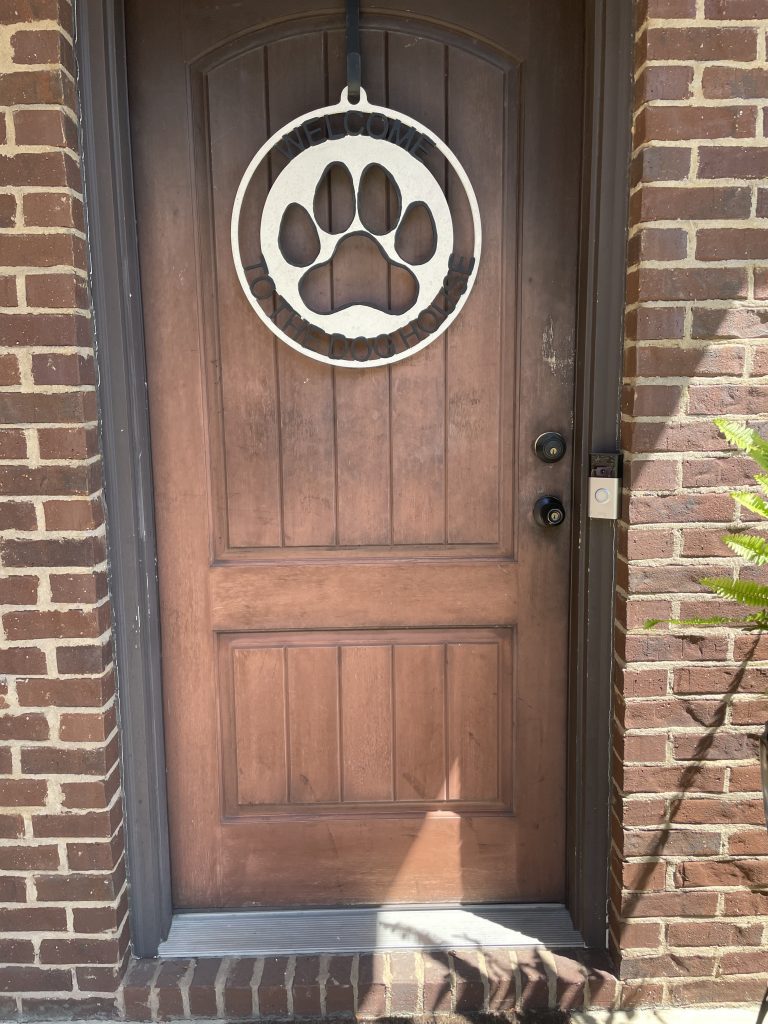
top-left (232, 87), bottom-right (482, 368)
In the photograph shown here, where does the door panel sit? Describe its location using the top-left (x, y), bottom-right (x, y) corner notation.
top-left (220, 630), bottom-right (513, 815)
top-left (126, 0), bottom-right (584, 908)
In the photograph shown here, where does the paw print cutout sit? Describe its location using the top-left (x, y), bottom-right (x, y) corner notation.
top-left (260, 133), bottom-right (453, 339)
top-left (233, 87), bottom-right (481, 367)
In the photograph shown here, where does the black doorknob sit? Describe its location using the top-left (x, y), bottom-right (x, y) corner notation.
top-left (534, 495), bottom-right (566, 527)
top-left (534, 432), bottom-right (566, 463)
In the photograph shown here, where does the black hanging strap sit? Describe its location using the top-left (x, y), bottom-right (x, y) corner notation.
top-left (346, 0), bottom-right (361, 102)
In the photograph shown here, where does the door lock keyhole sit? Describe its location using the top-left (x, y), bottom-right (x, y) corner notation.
top-left (534, 432), bottom-right (566, 463)
top-left (534, 495), bottom-right (566, 527)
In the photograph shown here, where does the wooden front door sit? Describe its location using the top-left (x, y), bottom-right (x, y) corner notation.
top-left (126, 0), bottom-right (584, 908)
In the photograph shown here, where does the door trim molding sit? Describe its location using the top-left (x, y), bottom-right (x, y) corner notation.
top-left (76, 0), bottom-right (632, 958)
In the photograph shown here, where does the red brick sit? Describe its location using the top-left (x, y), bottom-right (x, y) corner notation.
top-left (0, 967), bottom-right (72, 993)
top-left (50, 571), bottom-right (108, 604)
top-left (0, 312), bottom-right (90, 348)
top-left (0, 353), bottom-right (20, 385)
top-left (646, 26), bottom-right (757, 60)
top-left (0, 194), bottom-right (16, 228)
top-left (358, 953), bottom-right (387, 1015)
top-left (692, 307), bottom-right (768, 339)
top-left (621, 829), bottom-right (721, 858)
top-left (257, 957), bottom-right (290, 1017)
top-left (1, 536), bottom-right (105, 567)
top-left (619, 890), bottom-right (719, 918)
top-left (0, 907), bottom-right (67, 932)
top-left (222, 958), bottom-right (256, 1018)
top-left (622, 764), bottom-right (725, 794)
top-left (0, 647), bottom-right (46, 675)
top-left (77, 964), bottom-right (126, 994)
top-left (0, 70), bottom-right (74, 107)
top-left (669, 920), bottom-right (762, 946)
top-left (689, 383), bottom-right (768, 414)
top-left (628, 266), bottom-right (747, 302)
top-left (637, 105), bottom-right (756, 141)
top-left (673, 731), bottom-right (758, 761)
top-left (61, 773), bottom-right (120, 811)
top-left (0, 152), bottom-right (78, 189)
top-left (706, 0), bottom-right (768, 16)
top-left (632, 185), bottom-right (751, 221)
top-left (671, 796), bottom-right (764, 825)
top-left (622, 384), bottom-right (682, 417)
top-left (628, 227), bottom-right (688, 264)
top-left (154, 959), bottom-right (189, 1019)
top-left (627, 344), bottom-right (744, 378)
top-left (188, 959), bottom-right (221, 1017)
top-left (625, 492), bottom-right (734, 525)
top-left (389, 951), bottom-right (421, 1014)
top-left (622, 527), bottom-right (675, 560)
top-left (40, 938), bottom-right (121, 966)
top-left (292, 956), bottom-right (321, 1016)
top-left (626, 305), bottom-right (686, 341)
top-left (728, 828), bottom-right (768, 855)
top-left (17, 674), bottom-right (113, 708)
top-left (517, 950), bottom-right (549, 1010)
top-left (0, 940), bottom-right (35, 965)
top-left (0, 816), bottom-right (24, 840)
top-left (0, 715), bottom-right (48, 743)
top-left (38, 427), bottom-right (98, 461)
top-left (11, 29), bottom-right (72, 66)
top-left (624, 457), bottom-right (678, 491)
top-left (0, 845), bottom-right (59, 873)
top-left (636, 65), bottom-right (694, 103)
top-left (24, 192), bottom-right (84, 230)
top-left (31, 352), bottom-right (94, 386)
top-left (25, 272), bottom-right (88, 309)
top-left (697, 227), bottom-right (768, 260)
top-left (14, 108), bottom-right (77, 149)
top-left (619, 668), bottom-right (669, 698)
top-left (703, 66), bottom-right (768, 99)
top-left (22, 743), bottom-right (114, 777)
top-left (0, 574), bottom-right (38, 605)
top-left (35, 872), bottom-right (120, 903)
top-left (631, 146), bottom-right (692, 186)
top-left (682, 455), bottom-right (753, 487)
top-left (642, 0), bottom-right (697, 16)
top-left (0, 429), bottom-right (26, 459)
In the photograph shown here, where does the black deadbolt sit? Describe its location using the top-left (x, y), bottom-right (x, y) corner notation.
top-left (534, 495), bottom-right (566, 527)
top-left (535, 432), bottom-right (566, 463)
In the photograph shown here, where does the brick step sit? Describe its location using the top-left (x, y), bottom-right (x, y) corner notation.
top-left (118, 949), bottom-right (616, 1021)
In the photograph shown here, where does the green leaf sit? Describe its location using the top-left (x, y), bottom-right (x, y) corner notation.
top-left (715, 417), bottom-right (768, 472)
top-left (643, 614), bottom-right (757, 630)
top-left (732, 491), bottom-right (768, 521)
top-left (756, 474), bottom-right (768, 501)
top-left (724, 533), bottom-right (768, 566)
top-left (701, 576), bottom-right (768, 608)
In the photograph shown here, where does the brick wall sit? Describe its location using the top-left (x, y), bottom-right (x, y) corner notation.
top-left (0, 0), bottom-right (127, 1017)
top-left (1, 0), bottom-right (768, 1017)
top-left (614, 0), bottom-right (768, 1008)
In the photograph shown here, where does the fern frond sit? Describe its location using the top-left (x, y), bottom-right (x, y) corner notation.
top-left (732, 491), bottom-right (768, 521)
top-left (644, 615), bottom-right (759, 629)
top-left (701, 576), bottom-right (768, 608)
top-left (755, 474), bottom-right (768, 501)
top-left (724, 533), bottom-right (768, 566)
top-left (715, 417), bottom-right (768, 471)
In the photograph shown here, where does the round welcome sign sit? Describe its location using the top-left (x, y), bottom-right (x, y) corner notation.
top-left (231, 86), bottom-right (482, 367)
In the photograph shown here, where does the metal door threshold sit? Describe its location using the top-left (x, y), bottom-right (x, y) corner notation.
top-left (158, 903), bottom-right (583, 957)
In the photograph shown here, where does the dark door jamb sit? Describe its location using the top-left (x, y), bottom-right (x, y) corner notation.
top-left (74, 0), bottom-right (632, 958)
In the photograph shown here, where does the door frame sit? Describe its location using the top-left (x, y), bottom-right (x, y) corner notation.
top-left (75, 0), bottom-right (633, 957)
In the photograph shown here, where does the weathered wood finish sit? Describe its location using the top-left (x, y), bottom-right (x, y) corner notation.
top-left (126, 0), bottom-right (584, 907)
